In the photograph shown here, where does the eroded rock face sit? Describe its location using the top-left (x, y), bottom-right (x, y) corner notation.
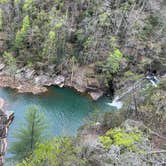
top-left (0, 64), bottom-right (105, 100)
top-left (0, 98), bottom-right (14, 166)
top-left (0, 64), bottom-right (5, 71)
top-left (24, 69), bottom-right (35, 80)
top-left (53, 75), bottom-right (65, 87)
top-left (66, 65), bottom-right (105, 100)
top-left (35, 75), bottom-right (50, 85)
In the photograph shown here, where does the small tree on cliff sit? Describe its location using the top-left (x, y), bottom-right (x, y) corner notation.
top-left (9, 105), bottom-right (48, 161)
top-left (3, 51), bottom-right (17, 80)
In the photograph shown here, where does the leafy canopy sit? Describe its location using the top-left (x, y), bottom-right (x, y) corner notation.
top-left (99, 127), bottom-right (143, 151)
top-left (9, 105), bottom-right (48, 161)
top-left (15, 15), bottom-right (30, 49)
top-left (17, 137), bottom-right (86, 166)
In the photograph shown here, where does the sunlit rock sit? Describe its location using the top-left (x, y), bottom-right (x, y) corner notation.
top-left (0, 98), bottom-right (14, 166)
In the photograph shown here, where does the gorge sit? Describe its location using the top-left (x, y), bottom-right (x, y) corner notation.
top-left (0, 86), bottom-right (116, 160)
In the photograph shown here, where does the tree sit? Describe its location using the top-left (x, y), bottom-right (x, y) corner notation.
top-left (17, 137), bottom-right (86, 166)
top-left (106, 48), bottom-right (123, 74)
top-left (3, 51), bottom-right (17, 80)
top-left (9, 105), bottom-right (48, 161)
top-left (42, 30), bottom-right (57, 63)
top-left (15, 15), bottom-right (30, 49)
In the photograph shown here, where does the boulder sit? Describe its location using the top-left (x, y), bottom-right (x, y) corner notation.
top-left (24, 69), bottom-right (35, 80)
top-left (89, 91), bottom-right (104, 100)
top-left (15, 72), bottom-right (23, 80)
top-left (35, 75), bottom-right (50, 85)
top-left (53, 75), bottom-right (65, 87)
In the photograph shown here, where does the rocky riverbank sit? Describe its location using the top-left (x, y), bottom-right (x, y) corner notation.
top-left (0, 62), bottom-right (105, 100)
top-left (0, 59), bottom-right (165, 100)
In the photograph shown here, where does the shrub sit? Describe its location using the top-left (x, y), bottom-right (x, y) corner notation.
top-left (106, 49), bottom-right (123, 74)
top-left (3, 51), bottom-right (17, 78)
top-left (17, 137), bottom-right (86, 166)
top-left (99, 127), bottom-right (143, 152)
top-left (99, 136), bottom-right (113, 149)
top-left (23, 0), bottom-right (33, 11)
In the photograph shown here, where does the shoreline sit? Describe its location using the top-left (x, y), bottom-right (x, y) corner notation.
top-left (0, 73), bottom-right (104, 100)
top-left (0, 62), bottom-right (106, 100)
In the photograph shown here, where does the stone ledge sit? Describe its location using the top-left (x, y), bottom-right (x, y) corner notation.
top-left (0, 98), bottom-right (14, 166)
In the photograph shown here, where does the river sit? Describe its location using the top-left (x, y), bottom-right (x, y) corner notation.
top-left (0, 86), bottom-right (115, 155)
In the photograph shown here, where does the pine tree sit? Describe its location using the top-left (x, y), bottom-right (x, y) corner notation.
top-left (15, 15), bottom-right (30, 49)
top-left (3, 51), bottom-right (17, 80)
top-left (9, 105), bottom-right (48, 161)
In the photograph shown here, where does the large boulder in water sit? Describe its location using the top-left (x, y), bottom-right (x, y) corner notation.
top-left (88, 91), bottom-right (104, 100)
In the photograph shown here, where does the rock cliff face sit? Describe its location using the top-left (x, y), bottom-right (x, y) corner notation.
top-left (0, 98), bottom-right (14, 166)
top-left (0, 62), bottom-right (105, 100)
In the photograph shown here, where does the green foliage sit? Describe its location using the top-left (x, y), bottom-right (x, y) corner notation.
top-left (17, 137), bottom-right (86, 166)
top-left (0, 0), bottom-right (8, 4)
top-left (49, 31), bottom-right (56, 41)
top-left (14, 0), bottom-right (21, 4)
top-left (42, 30), bottom-right (57, 62)
top-left (99, 12), bottom-right (111, 26)
top-left (55, 21), bottom-right (63, 29)
top-left (3, 51), bottom-right (16, 66)
top-left (124, 70), bottom-right (143, 81)
top-left (9, 105), bottom-right (48, 161)
top-left (106, 49), bottom-right (123, 74)
top-left (0, 8), bottom-right (3, 31)
top-left (97, 48), bottom-right (123, 83)
top-left (3, 51), bottom-right (17, 78)
top-left (99, 128), bottom-right (143, 152)
top-left (15, 15), bottom-right (30, 49)
top-left (23, 0), bottom-right (34, 11)
top-left (95, 38), bottom-right (123, 86)
top-left (99, 136), bottom-right (112, 149)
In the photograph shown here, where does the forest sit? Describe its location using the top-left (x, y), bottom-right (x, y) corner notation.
top-left (0, 0), bottom-right (165, 165)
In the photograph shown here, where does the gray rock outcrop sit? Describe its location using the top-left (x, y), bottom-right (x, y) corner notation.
top-left (0, 98), bottom-right (14, 166)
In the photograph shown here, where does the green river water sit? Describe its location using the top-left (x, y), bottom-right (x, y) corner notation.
top-left (0, 86), bottom-right (115, 146)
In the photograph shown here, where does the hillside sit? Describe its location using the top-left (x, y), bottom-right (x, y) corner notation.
top-left (0, 0), bottom-right (165, 165)
top-left (0, 0), bottom-right (165, 98)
